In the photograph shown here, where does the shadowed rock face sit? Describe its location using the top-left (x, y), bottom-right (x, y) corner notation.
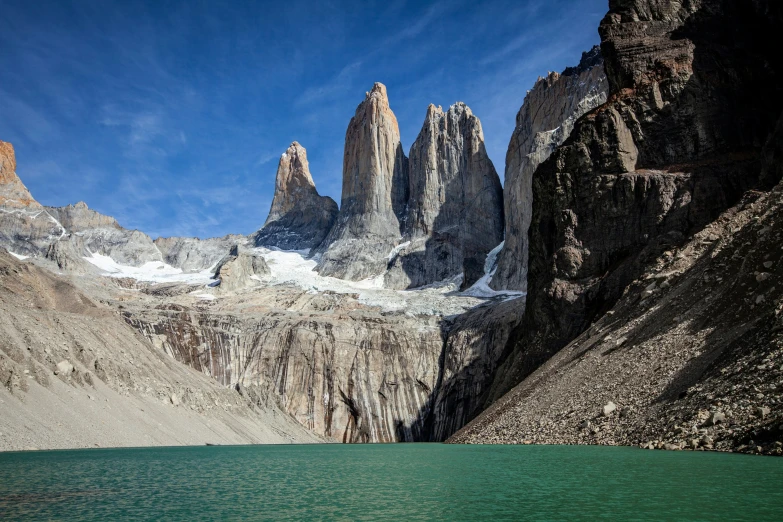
top-left (314, 82), bottom-right (408, 281)
top-left (492, 47), bottom-right (608, 292)
top-left (253, 142), bottom-right (338, 251)
top-left (450, 0), bottom-right (783, 430)
top-left (385, 103), bottom-right (504, 290)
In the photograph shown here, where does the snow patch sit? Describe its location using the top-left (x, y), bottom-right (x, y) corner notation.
top-left (8, 251), bottom-right (29, 260)
top-left (255, 247), bottom-right (483, 315)
top-left (462, 241), bottom-right (525, 300)
top-left (387, 241), bottom-right (411, 262)
top-left (83, 252), bottom-right (216, 285)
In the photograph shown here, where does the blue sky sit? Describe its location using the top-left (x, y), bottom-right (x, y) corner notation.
top-left (0, 0), bottom-right (606, 239)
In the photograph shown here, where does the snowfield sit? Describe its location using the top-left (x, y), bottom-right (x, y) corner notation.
top-left (82, 246), bottom-right (524, 315)
top-left (84, 252), bottom-right (217, 285)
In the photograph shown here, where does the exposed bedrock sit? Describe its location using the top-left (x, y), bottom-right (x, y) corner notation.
top-left (122, 282), bottom-right (528, 443)
top-left (459, 0), bottom-right (783, 422)
top-left (492, 47), bottom-right (608, 292)
top-left (314, 83), bottom-right (408, 281)
top-left (154, 235), bottom-right (245, 272)
top-left (212, 245), bottom-right (270, 291)
top-left (253, 142), bottom-right (338, 251)
top-left (0, 141), bottom-right (64, 256)
top-left (124, 302), bottom-right (444, 443)
top-left (384, 103), bottom-right (504, 290)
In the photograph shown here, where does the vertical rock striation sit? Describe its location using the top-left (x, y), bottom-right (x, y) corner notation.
top-left (385, 103), bottom-right (504, 289)
top-left (492, 46), bottom-right (608, 291)
top-left (314, 82), bottom-right (408, 281)
top-left (253, 142), bottom-right (338, 251)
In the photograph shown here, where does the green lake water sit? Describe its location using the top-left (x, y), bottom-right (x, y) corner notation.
top-left (1, 444), bottom-right (782, 521)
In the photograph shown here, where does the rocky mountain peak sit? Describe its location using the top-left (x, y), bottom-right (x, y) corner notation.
top-left (0, 140), bottom-right (40, 209)
top-left (265, 141), bottom-right (319, 224)
top-left (314, 82), bottom-right (408, 280)
top-left (491, 48), bottom-right (609, 291)
top-left (384, 100), bottom-right (504, 289)
top-left (253, 142), bottom-right (338, 251)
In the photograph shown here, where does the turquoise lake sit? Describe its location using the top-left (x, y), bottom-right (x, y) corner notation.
top-left (1, 444), bottom-right (782, 521)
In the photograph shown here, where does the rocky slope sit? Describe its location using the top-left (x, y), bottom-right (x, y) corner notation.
top-left (449, 0), bottom-right (783, 452)
top-left (0, 250), bottom-right (320, 450)
top-left (314, 83), bottom-right (408, 280)
top-left (384, 103), bottom-right (504, 290)
top-left (492, 46), bottom-right (608, 292)
top-left (451, 182), bottom-right (783, 456)
top-left (253, 142), bottom-right (338, 251)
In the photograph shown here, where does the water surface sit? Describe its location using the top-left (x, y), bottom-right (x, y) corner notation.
top-left (1, 444), bottom-right (782, 520)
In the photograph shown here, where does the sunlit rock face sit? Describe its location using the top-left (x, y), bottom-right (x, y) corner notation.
top-left (492, 46), bottom-right (608, 292)
top-left (314, 82), bottom-right (409, 281)
top-left (384, 102), bottom-right (504, 290)
top-left (253, 141), bottom-right (338, 251)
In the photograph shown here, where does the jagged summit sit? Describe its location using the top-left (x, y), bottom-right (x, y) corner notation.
top-left (385, 100), bottom-right (504, 289)
top-left (313, 82), bottom-right (408, 280)
top-left (253, 141), bottom-right (338, 251)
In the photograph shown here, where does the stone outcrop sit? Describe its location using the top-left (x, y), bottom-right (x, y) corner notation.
top-left (314, 83), bottom-right (408, 280)
top-left (253, 142), bottom-right (338, 251)
top-left (384, 103), bottom-right (504, 290)
top-left (449, 0), bottom-right (783, 443)
top-left (0, 141), bottom-right (39, 209)
top-left (0, 141), bottom-right (65, 257)
top-left (492, 46), bottom-right (608, 291)
top-left (45, 202), bottom-right (163, 267)
top-left (154, 235), bottom-right (245, 272)
top-left (212, 245), bottom-right (270, 291)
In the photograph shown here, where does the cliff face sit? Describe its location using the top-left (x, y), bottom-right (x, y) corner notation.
top-left (123, 291), bottom-right (445, 443)
top-left (315, 83), bottom-right (408, 280)
top-left (452, 179), bottom-right (783, 456)
top-left (384, 103), bottom-right (504, 290)
top-left (451, 0), bottom-right (783, 445)
top-left (253, 142), bottom-right (338, 251)
top-left (492, 47), bottom-right (608, 291)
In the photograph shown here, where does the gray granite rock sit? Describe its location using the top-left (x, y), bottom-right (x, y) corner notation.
top-left (252, 142), bottom-right (338, 251)
top-left (492, 47), bottom-right (608, 292)
top-left (314, 83), bottom-right (408, 281)
top-left (212, 245), bottom-right (270, 291)
top-left (385, 102), bottom-right (504, 289)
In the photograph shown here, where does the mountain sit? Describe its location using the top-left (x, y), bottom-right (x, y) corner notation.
top-left (314, 83), bottom-right (408, 280)
top-left (491, 46), bottom-right (608, 292)
top-left (384, 102), bottom-right (504, 290)
top-left (0, 249), bottom-right (320, 450)
top-left (253, 142), bottom-right (338, 251)
top-left (0, 141), bottom-right (66, 257)
top-left (450, 0), bottom-right (783, 454)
